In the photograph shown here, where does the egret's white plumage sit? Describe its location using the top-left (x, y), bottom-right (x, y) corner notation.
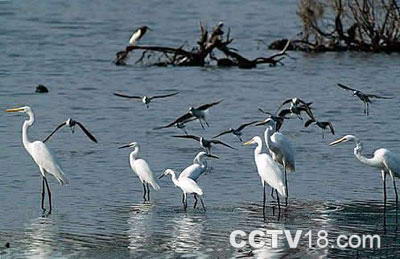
top-left (330, 134), bottom-right (400, 215)
top-left (179, 151), bottom-right (218, 181)
top-left (244, 136), bottom-right (287, 197)
top-left (160, 169), bottom-right (205, 211)
top-left (119, 142), bottom-right (159, 202)
top-left (6, 106), bottom-right (68, 213)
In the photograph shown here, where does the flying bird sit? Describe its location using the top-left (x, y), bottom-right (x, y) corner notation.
top-left (304, 117), bottom-right (335, 139)
top-left (119, 142), bottom-right (160, 202)
top-left (129, 26), bottom-right (150, 46)
top-left (172, 135), bottom-right (235, 154)
top-left (159, 169), bottom-right (206, 211)
top-left (243, 136), bottom-right (287, 217)
top-left (43, 118), bottom-right (97, 143)
top-left (114, 92), bottom-right (179, 108)
top-left (155, 100), bottom-right (223, 130)
top-left (277, 98), bottom-right (314, 120)
top-left (153, 116), bottom-right (196, 135)
top-left (329, 135), bottom-right (400, 218)
top-left (213, 120), bottom-right (258, 142)
top-left (258, 108), bottom-right (290, 131)
top-left (337, 83), bottom-right (393, 116)
top-left (6, 106), bottom-right (69, 214)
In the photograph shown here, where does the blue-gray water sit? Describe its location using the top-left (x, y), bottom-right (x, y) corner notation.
top-left (1, 0), bottom-right (399, 258)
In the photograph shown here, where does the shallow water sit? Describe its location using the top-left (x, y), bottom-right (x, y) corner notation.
top-left (1, 0), bottom-right (400, 258)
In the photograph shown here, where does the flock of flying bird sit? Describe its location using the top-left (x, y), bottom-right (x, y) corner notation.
top-left (4, 25), bottom-right (399, 218)
top-left (5, 79), bottom-right (399, 220)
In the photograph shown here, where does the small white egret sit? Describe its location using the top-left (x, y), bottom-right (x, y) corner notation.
top-left (256, 118), bottom-right (295, 206)
top-left (179, 152), bottom-right (219, 181)
top-left (119, 142), bottom-right (160, 202)
top-left (243, 136), bottom-right (287, 217)
top-left (330, 135), bottom-right (400, 214)
top-left (6, 106), bottom-right (69, 213)
top-left (159, 169), bottom-right (206, 211)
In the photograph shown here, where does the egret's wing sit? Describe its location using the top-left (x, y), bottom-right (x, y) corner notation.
top-left (210, 139), bottom-right (236, 149)
top-left (197, 99), bottom-right (223, 110)
top-left (150, 92), bottom-right (179, 99)
top-left (133, 159), bottom-right (160, 190)
top-left (30, 141), bottom-right (68, 185)
top-left (337, 83), bottom-right (357, 92)
top-left (75, 121), bottom-right (98, 143)
top-left (237, 121), bottom-right (258, 131)
top-left (180, 177), bottom-right (203, 195)
top-left (271, 132), bottom-right (295, 172)
top-left (172, 135), bottom-right (201, 142)
top-left (256, 153), bottom-right (286, 197)
top-left (43, 122), bottom-right (67, 143)
top-left (179, 164), bottom-right (204, 181)
top-left (365, 94), bottom-right (393, 99)
top-left (382, 151), bottom-right (400, 178)
top-left (212, 130), bottom-right (232, 138)
top-left (113, 93), bottom-right (142, 99)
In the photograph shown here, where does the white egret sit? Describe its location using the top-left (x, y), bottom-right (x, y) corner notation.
top-left (256, 118), bottom-right (295, 206)
top-left (6, 106), bottom-right (69, 213)
top-left (243, 136), bottom-right (287, 217)
top-left (179, 152), bottom-right (219, 181)
top-left (159, 169), bottom-right (206, 211)
top-left (330, 135), bottom-right (400, 214)
top-left (119, 142), bottom-right (160, 202)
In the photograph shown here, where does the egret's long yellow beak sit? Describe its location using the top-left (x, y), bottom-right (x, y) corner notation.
top-left (329, 137), bottom-right (347, 146)
top-left (243, 140), bottom-right (254, 145)
top-left (5, 107), bottom-right (24, 113)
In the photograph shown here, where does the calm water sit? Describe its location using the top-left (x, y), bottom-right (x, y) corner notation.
top-left (1, 0), bottom-right (400, 258)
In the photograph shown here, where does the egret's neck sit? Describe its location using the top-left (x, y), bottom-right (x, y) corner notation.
top-left (264, 126), bottom-right (275, 150)
top-left (353, 140), bottom-right (379, 168)
top-left (169, 171), bottom-right (180, 187)
top-left (254, 139), bottom-right (263, 156)
top-left (22, 111), bottom-right (35, 149)
top-left (130, 146), bottom-right (139, 160)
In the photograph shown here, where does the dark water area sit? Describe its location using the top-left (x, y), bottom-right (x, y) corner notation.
top-left (1, 0), bottom-right (399, 258)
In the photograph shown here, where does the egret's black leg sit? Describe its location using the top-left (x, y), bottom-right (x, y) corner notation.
top-left (322, 129), bottom-right (324, 139)
top-left (199, 196), bottom-right (206, 211)
top-left (271, 188), bottom-right (275, 199)
top-left (383, 172), bottom-right (387, 228)
top-left (284, 167), bottom-right (289, 207)
top-left (393, 176), bottom-right (398, 224)
top-left (184, 194), bottom-right (188, 211)
top-left (142, 183), bottom-right (147, 202)
top-left (276, 189), bottom-right (281, 212)
top-left (146, 183), bottom-right (151, 201)
top-left (193, 194), bottom-right (198, 209)
top-left (263, 184), bottom-right (266, 219)
top-left (182, 193), bottom-right (185, 207)
top-left (44, 177), bottom-right (52, 214)
top-left (41, 177), bottom-right (46, 211)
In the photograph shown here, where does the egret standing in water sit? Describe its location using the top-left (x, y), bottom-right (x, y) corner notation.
top-left (6, 106), bottom-right (69, 214)
top-left (119, 142), bottom-right (160, 202)
top-left (243, 136), bottom-right (287, 217)
top-left (329, 135), bottom-right (400, 216)
top-left (159, 169), bottom-right (206, 211)
top-left (256, 118), bottom-right (295, 206)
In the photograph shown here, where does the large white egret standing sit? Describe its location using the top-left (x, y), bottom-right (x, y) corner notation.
top-left (256, 118), bottom-right (295, 206)
top-left (119, 142), bottom-right (160, 202)
top-left (330, 135), bottom-right (400, 215)
top-left (6, 106), bottom-right (69, 213)
top-left (243, 136), bottom-right (287, 217)
top-left (159, 169), bottom-right (206, 211)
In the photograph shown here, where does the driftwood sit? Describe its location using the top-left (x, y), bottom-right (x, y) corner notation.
top-left (114, 23), bottom-right (290, 68)
top-left (269, 0), bottom-right (400, 53)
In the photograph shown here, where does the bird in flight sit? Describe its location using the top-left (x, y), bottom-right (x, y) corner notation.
top-left (129, 26), bottom-right (151, 46)
top-left (154, 100), bottom-right (223, 130)
top-left (277, 97), bottom-right (314, 120)
top-left (114, 92), bottom-right (179, 109)
top-left (258, 108), bottom-right (291, 131)
top-left (213, 120), bottom-right (258, 142)
top-left (337, 83), bottom-right (393, 116)
top-left (172, 135), bottom-right (235, 154)
top-left (43, 118), bottom-right (97, 143)
top-left (304, 116), bottom-right (335, 139)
